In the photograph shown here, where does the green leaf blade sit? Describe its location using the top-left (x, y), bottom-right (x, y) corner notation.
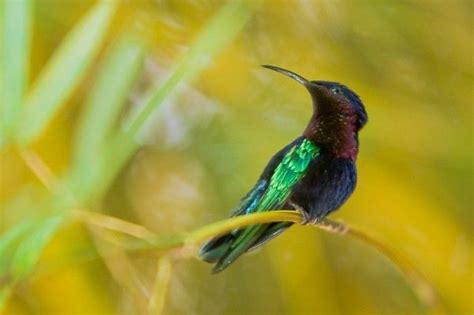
top-left (73, 33), bottom-right (146, 167)
top-left (0, 0), bottom-right (33, 147)
top-left (17, 1), bottom-right (117, 145)
top-left (10, 214), bottom-right (65, 278)
top-left (125, 0), bottom-right (256, 139)
top-left (0, 220), bottom-right (35, 276)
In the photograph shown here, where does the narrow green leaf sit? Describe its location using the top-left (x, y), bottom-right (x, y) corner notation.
top-left (0, 220), bottom-right (35, 275)
top-left (0, 215), bottom-right (63, 311)
top-left (97, 0), bottom-right (257, 199)
top-left (124, 0), bottom-right (256, 139)
top-left (73, 33), bottom-right (146, 167)
top-left (10, 214), bottom-right (65, 278)
top-left (17, 1), bottom-right (116, 145)
top-left (0, 221), bottom-right (35, 310)
top-left (0, 0), bottom-right (32, 147)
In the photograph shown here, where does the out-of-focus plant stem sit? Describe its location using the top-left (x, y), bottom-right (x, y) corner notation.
top-left (78, 209), bottom-right (445, 315)
top-left (16, 147), bottom-right (77, 204)
top-left (147, 253), bottom-right (175, 315)
top-left (15, 147), bottom-right (146, 314)
top-left (88, 227), bottom-right (149, 314)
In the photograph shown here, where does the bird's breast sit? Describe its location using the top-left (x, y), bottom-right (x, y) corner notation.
top-left (290, 154), bottom-right (357, 219)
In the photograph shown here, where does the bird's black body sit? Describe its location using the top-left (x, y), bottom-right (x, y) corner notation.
top-left (252, 136), bottom-right (357, 220)
top-left (200, 65), bottom-right (368, 272)
top-left (290, 145), bottom-right (357, 219)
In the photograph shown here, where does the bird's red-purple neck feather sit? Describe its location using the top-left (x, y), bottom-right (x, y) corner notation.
top-left (303, 85), bottom-right (361, 160)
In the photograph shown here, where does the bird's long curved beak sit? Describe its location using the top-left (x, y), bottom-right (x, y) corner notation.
top-left (262, 65), bottom-right (310, 86)
top-left (262, 65), bottom-right (322, 114)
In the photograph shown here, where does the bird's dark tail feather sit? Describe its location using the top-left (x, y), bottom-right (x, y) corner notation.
top-left (199, 222), bottom-right (293, 273)
top-left (247, 222), bottom-right (292, 251)
top-left (199, 233), bottom-right (234, 263)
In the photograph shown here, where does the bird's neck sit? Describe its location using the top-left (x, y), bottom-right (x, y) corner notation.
top-left (303, 113), bottom-right (359, 160)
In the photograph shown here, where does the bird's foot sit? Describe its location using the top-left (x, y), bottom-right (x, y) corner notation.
top-left (289, 202), bottom-right (311, 225)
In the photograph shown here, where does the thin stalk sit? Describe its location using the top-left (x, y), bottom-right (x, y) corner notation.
top-left (323, 219), bottom-right (445, 315)
top-left (147, 254), bottom-right (174, 315)
top-left (15, 148), bottom-right (147, 312)
top-left (16, 147), bottom-right (63, 193)
top-left (78, 209), bottom-right (445, 314)
top-left (184, 211), bottom-right (301, 246)
top-left (88, 226), bottom-right (148, 315)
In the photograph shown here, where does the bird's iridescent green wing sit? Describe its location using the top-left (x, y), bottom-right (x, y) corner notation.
top-left (256, 138), bottom-right (320, 211)
top-left (229, 179), bottom-right (268, 217)
top-left (200, 138), bottom-right (301, 264)
top-left (226, 136), bottom-right (308, 217)
top-left (212, 139), bottom-right (319, 272)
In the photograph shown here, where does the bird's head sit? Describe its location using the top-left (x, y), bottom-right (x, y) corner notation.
top-left (309, 80), bottom-right (368, 130)
top-left (263, 65), bottom-right (368, 158)
top-left (262, 65), bottom-right (367, 131)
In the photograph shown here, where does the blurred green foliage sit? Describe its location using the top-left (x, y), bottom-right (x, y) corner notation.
top-left (0, 0), bottom-right (472, 314)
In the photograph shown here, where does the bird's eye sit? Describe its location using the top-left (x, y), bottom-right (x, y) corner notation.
top-left (330, 87), bottom-right (341, 94)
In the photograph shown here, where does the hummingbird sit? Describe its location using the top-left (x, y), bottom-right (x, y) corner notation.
top-left (199, 65), bottom-right (368, 273)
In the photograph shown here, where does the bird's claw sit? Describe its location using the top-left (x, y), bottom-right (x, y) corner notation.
top-left (289, 202), bottom-right (312, 225)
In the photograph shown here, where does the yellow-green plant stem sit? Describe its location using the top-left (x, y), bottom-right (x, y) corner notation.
top-left (185, 211), bottom-right (302, 246)
top-left (77, 209), bottom-right (445, 315)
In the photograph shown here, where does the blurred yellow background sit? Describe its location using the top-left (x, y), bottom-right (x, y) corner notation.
top-left (1, 0), bottom-right (472, 314)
